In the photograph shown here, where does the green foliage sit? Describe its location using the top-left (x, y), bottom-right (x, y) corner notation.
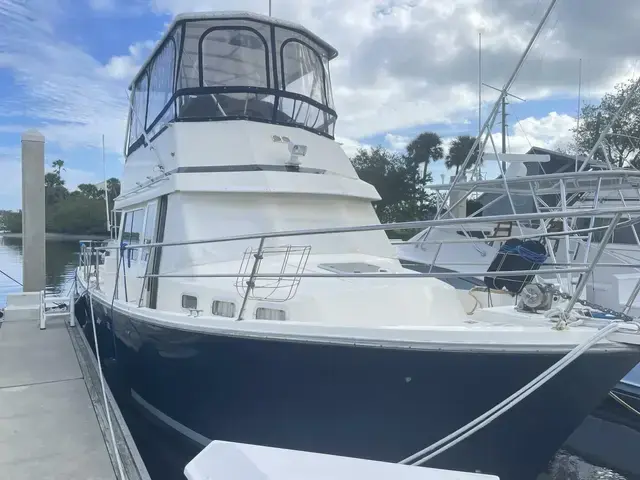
top-left (0, 210), bottom-right (22, 233)
top-left (76, 183), bottom-right (101, 199)
top-left (573, 79), bottom-right (640, 168)
top-left (351, 145), bottom-right (435, 225)
top-left (46, 196), bottom-right (109, 235)
top-left (106, 177), bottom-right (121, 201)
top-left (446, 135), bottom-right (480, 174)
top-left (52, 159), bottom-right (65, 176)
top-left (405, 131), bottom-right (444, 179)
top-left (0, 159), bottom-right (122, 235)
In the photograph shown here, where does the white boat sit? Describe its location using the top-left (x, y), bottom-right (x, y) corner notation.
top-left (184, 441), bottom-right (499, 480)
top-left (397, 153), bottom-right (640, 392)
top-left (73, 10), bottom-right (640, 480)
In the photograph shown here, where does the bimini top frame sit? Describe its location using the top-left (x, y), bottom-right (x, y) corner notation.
top-left (129, 11), bottom-right (338, 88)
top-left (425, 170), bottom-right (640, 195)
top-left (125, 11), bottom-right (340, 156)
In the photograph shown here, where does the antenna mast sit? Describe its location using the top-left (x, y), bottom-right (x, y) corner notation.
top-left (575, 58), bottom-right (582, 171)
top-left (478, 31), bottom-right (482, 140)
top-left (102, 134), bottom-right (111, 235)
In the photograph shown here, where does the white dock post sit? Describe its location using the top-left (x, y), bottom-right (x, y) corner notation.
top-left (21, 129), bottom-right (46, 293)
top-left (69, 290), bottom-right (76, 327)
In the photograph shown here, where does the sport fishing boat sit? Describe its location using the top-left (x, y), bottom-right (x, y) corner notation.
top-left (74, 11), bottom-right (640, 480)
top-left (396, 154), bottom-right (640, 394)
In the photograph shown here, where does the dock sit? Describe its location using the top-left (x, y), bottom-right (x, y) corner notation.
top-left (0, 291), bottom-right (150, 480)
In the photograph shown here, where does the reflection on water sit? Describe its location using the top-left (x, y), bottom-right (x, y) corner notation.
top-left (0, 235), bottom-right (635, 479)
top-left (0, 236), bottom-right (79, 306)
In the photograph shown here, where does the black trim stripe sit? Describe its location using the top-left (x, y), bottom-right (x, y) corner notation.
top-left (172, 164), bottom-right (326, 175)
top-left (127, 85), bottom-right (338, 155)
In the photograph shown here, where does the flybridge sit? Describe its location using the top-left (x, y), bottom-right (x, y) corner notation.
top-left (125, 11), bottom-right (339, 157)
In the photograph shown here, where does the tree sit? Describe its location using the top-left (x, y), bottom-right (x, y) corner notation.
top-left (106, 178), bottom-right (121, 202)
top-left (46, 196), bottom-right (108, 235)
top-left (446, 135), bottom-right (481, 174)
top-left (52, 159), bottom-right (65, 177)
top-left (76, 183), bottom-right (101, 199)
top-left (351, 146), bottom-right (434, 225)
top-left (0, 210), bottom-right (22, 233)
top-left (573, 79), bottom-right (640, 168)
top-left (405, 132), bottom-right (444, 180)
top-left (0, 157), bottom-right (113, 236)
top-left (45, 160), bottom-right (69, 206)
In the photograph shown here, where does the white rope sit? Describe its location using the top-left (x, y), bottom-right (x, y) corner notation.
top-left (88, 290), bottom-right (127, 480)
top-left (400, 321), bottom-right (630, 466)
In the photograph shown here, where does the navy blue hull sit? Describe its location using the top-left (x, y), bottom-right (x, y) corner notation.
top-left (75, 294), bottom-right (640, 480)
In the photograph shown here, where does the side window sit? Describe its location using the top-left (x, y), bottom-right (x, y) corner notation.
top-left (128, 73), bottom-right (149, 149)
top-left (129, 209), bottom-right (144, 261)
top-left (281, 40), bottom-right (327, 105)
top-left (121, 212), bottom-right (134, 243)
top-left (147, 40), bottom-right (176, 134)
top-left (142, 202), bottom-right (158, 262)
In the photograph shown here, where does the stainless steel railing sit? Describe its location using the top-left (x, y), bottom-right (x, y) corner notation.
top-left (77, 206), bottom-right (640, 319)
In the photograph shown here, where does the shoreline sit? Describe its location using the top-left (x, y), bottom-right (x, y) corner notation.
top-left (0, 233), bottom-right (108, 241)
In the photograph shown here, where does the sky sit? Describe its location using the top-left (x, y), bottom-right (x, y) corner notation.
top-left (0, 0), bottom-right (639, 209)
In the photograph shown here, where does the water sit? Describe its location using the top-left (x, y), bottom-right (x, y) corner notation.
top-left (0, 235), bottom-right (636, 480)
top-left (0, 236), bottom-right (78, 304)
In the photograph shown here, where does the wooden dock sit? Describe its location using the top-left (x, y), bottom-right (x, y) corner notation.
top-left (0, 292), bottom-right (150, 480)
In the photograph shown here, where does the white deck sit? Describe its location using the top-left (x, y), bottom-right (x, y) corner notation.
top-left (0, 315), bottom-right (117, 479)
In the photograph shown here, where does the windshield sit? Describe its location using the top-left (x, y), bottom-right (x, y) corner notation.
top-left (127, 18), bottom-right (338, 155)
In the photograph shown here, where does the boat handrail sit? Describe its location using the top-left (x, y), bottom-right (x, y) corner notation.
top-left (87, 205), bottom-right (640, 251)
top-left (77, 207), bottom-right (640, 318)
top-left (397, 217), bottom-right (640, 246)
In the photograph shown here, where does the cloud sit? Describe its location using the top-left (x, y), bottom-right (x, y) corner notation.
top-left (101, 41), bottom-right (155, 80)
top-left (0, 0), bottom-right (636, 186)
top-left (150, 0), bottom-right (639, 140)
top-left (384, 133), bottom-right (411, 152)
top-left (89, 0), bottom-right (115, 10)
top-left (0, 0), bottom-right (130, 155)
top-left (508, 111), bottom-right (576, 152)
top-left (335, 136), bottom-right (368, 158)
top-left (0, 160), bottom-right (99, 210)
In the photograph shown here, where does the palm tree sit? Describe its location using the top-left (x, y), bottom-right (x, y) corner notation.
top-left (52, 159), bottom-right (65, 176)
top-left (445, 135), bottom-right (480, 175)
top-left (405, 132), bottom-right (444, 180)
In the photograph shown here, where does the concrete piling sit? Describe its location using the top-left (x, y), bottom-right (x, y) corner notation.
top-left (21, 129), bottom-right (46, 292)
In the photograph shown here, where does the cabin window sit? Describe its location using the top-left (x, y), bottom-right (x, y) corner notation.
top-left (181, 294), bottom-right (198, 309)
top-left (128, 73), bottom-right (149, 150)
top-left (175, 27), bottom-right (272, 121)
top-left (147, 39), bottom-right (177, 134)
top-left (199, 28), bottom-right (270, 89)
top-left (277, 36), bottom-right (335, 136)
top-left (142, 202), bottom-right (158, 263)
top-left (281, 40), bottom-right (327, 105)
top-left (160, 19), bottom-right (338, 139)
top-left (121, 208), bottom-right (145, 262)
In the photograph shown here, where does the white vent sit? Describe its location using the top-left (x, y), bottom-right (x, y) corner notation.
top-left (255, 307), bottom-right (286, 321)
top-left (212, 300), bottom-right (236, 318)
